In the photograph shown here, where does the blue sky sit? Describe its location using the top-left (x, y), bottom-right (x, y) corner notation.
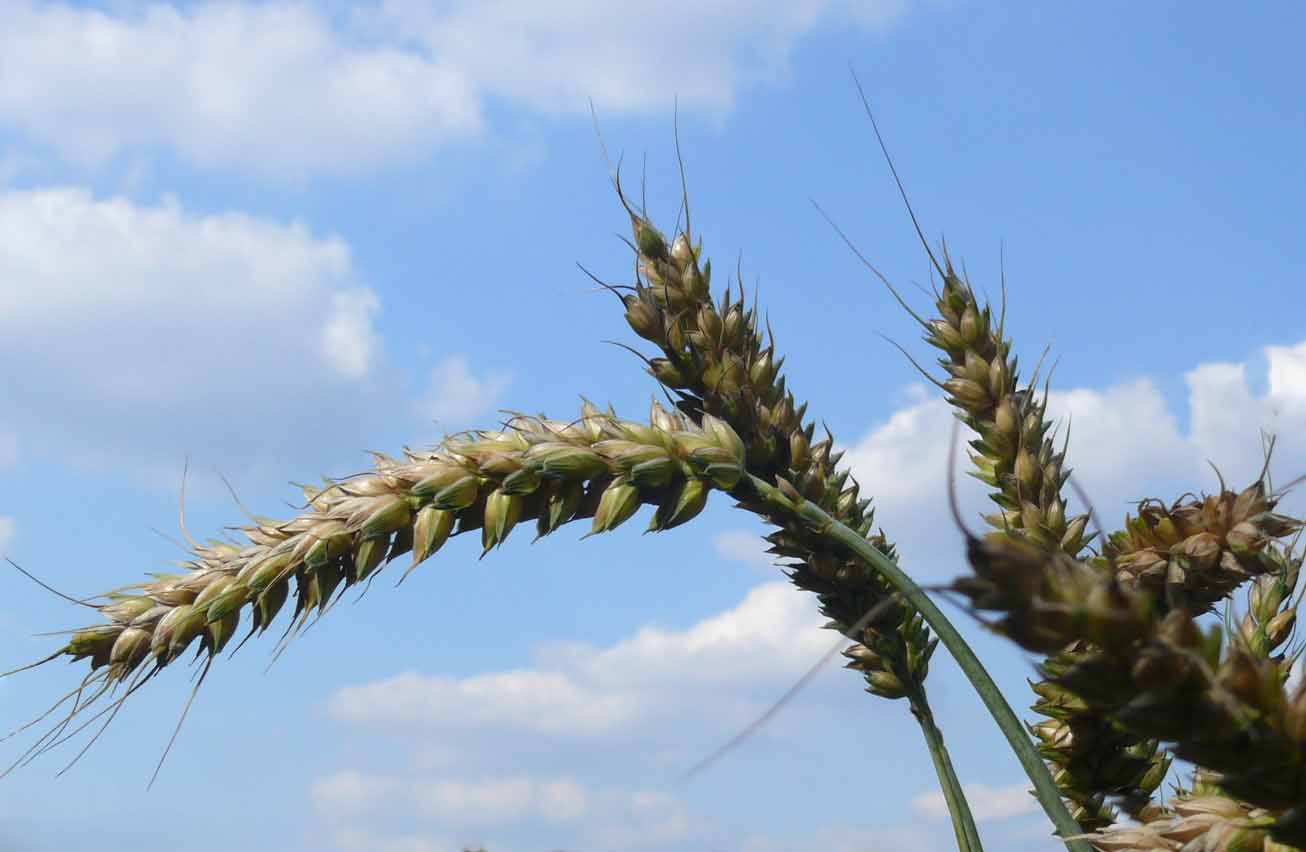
top-left (1, 2), bottom-right (1304, 851)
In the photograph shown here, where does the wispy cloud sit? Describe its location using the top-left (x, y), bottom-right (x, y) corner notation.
top-left (313, 771), bottom-right (692, 850)
top-left (0, 517), bottom-right (14, 554)
top-left (312, 770), bottom-right (589, 825)
top-left (416, 355), bottom-right (511, 429)
top-left (912, 782), bottom-right (1038, 822)
top-left (712, 528), bottom-right (778, 572)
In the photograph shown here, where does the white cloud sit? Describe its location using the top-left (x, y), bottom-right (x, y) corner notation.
top-left (712, 528), bottom-right (778, 572)
top-left (312, 770), bottom-right (589, 826)
top-left (0, 517), bottom-right (14, 554)
top-left (321, 290), bottom-right (382, 380)
top-left (329, 581), bottom-right (827, 734)
top-left (578, 581), bottom-right (828, 686)
top-left (831, 342), bottom-right (1306, 591)
top-left (322, 583), bottom-right (856, 851)
top-left (1268, 342), bottom-right (1306, 397)
top-left (842, 384), bottom-right (953, 505)
top-left (0, 0), bottom-right (913, 179)
top-left (587, 790), bottom-right (693, 849)
top-left (1184, 347), bottom-right (1306, 485)
top-left (0, 187), bottom-right (389, 479)
top-left (310, 770), bottom-right (401, 817)
top-left (371, 0), bottom-right (906, 116)
top-left (0, 0), bottom-right (481, 179)
top-left (1051, 354), bottom-right (1306, 494)
top-left (844, 343), bottom-right (1306, 533)
top-left (912, 782), bottom-right (1038, 822)
top-left (329, 669), bottom-right (637, 735)
top-left (1044, 377), bottom-right (1191, 494)
top-left (315, 772), bottom-right (693, 851)
top-left (417, 355), bottom-right (511, 428)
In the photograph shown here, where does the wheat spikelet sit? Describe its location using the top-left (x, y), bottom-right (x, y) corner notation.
top-left (1, 401), bottom-right (748, 773)
top-left (1084, 794), bottom-right (1302, 851)
top-left (1101, 481), bottom-right (1300, 612)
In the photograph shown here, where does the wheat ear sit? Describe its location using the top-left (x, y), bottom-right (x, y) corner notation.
top-left (612, 188), bottom-right (938, 707)
top-left (1, 402), bottom-right (749, 774)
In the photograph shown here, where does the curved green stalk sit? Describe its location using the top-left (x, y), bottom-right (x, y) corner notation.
top-left (909, 684), bottom-right (983, 851)
top-left (744, 473), bottom-right (1091, 852)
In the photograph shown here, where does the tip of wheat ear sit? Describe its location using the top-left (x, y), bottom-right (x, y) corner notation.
top-left (0, 403), bottom-right (747, 777)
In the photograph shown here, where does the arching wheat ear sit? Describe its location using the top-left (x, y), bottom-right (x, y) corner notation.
top-left (0, 402), bottom-right (749, 779)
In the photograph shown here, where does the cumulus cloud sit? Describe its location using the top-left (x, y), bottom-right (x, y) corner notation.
top-left (842, 384), bottom-right (953, 506)
top-left (0, 0), bottom-right (481, 178)
top-left (1184, 343), bottom-right (1306, 485)
top-left (1044, 377), bottom-right (1191, 494)
top-left (416, 355), bottom-right (511, 428)
top-left (912, 782), bottom-right (1038, 822)
top-left (329, 581), bottom-right (827, 734)
top-left (0, 0), bottom-right (913, 178)
top-left (371, 0), bottom-right (907, 116)
top-left (0, 187), bottom-right (388, 480)
top-left (832, 342), bottom-right (1306, 587)
top-left (844, 342), bottom-right (1306, 527)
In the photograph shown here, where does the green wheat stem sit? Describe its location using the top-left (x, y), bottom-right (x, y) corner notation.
top-left (908, 684), bottom-right (983, 851)
top-left (743, 472), bottom-right (1092, 852)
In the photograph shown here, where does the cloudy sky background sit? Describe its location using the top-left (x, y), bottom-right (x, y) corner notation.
top-left (1, 2), bottom-right (1304, 850)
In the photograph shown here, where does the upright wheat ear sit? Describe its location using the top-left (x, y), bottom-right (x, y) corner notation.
top-left (0, 402), bottom-right (748, 776)
top-left (840, 92), bottom-right (1164, 829)
top-left (611, 183), bottom-right (936, 707)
